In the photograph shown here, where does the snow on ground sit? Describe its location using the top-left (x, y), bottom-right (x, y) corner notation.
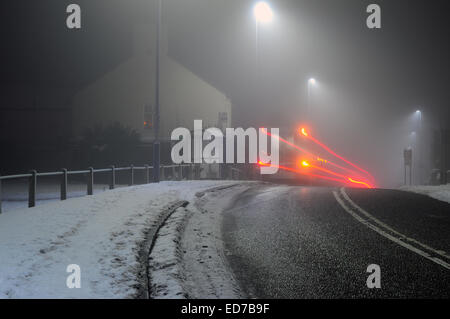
top-left (179, 185), bottom-right (251, 298)
top-left (149, 184), bottom-right (254, 299)
top-left (148, 206), bottom-right (189, 299)
top-left (0, 180), bottom-right (238, 298)
top-left (1, 180), bottom-right (127, 212)
top-left (400, 184), bottom-right (450, 204)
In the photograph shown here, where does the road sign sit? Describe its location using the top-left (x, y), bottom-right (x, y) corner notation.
top-left (404, 148), bottom-right (412, 166)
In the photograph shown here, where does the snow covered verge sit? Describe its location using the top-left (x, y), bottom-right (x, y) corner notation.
top-left (400, 184), bottom-right (450, 204)
top-left (1, 179), bottom-right (126, 212)
top-left (149, 184), bottom-right (254, 299)
top-left (0, 180), bottom-right (240, 298)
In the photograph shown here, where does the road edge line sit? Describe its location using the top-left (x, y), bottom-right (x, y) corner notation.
top-left (332, 190), bottom-right (450, 270)
top-left (340, 188), bottom-right (450, 260)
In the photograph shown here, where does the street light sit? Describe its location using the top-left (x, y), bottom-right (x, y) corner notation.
top-left (416, 110), bottom-right (422, 130)
top-left (307, 78), bottom-right (317, 119)
top-left (253, 1), bottom-right (274, 64)
top-left (253, 2), bottom-right (274, 23)
top-left (252, 2), bottom-right (274, 108)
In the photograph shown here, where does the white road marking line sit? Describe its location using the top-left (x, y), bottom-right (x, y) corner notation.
top-left (333, 190), bottom-right (450, 270)
top-left (340, 188), bottom-right (450, 260)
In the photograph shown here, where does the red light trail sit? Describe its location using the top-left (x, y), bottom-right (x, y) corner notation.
top-left (258, 161), bottom-right (352, 185)
top-left (261, 128), bottom-right (313, 156)
top-left (259, 127), bottom-right (376, 188)
top-left (317, 157), bottom-right (363, 179)
top-left (301, 161), bottom-right (373, 188)
top-left (261, 128), bottom-right (361, 177)
top-left (300, 128), bottom-right (375, 184)
top-left (348, 178), bottom-right (372, 189)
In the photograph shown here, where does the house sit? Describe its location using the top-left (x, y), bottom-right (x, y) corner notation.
top-left (71, 23), bottom-right (232, 144)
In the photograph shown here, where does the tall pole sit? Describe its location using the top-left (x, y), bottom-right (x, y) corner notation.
top-left (440, 128), bottom-right (448, 185)
top-left (153, 0), bottom-right (161, 182)
top-left (307, 79), bottom-right (315, 122)
top-left (254, 20), bottom-right (260, 109)
top-left (417, 111), bottom-right (422, 185)
top-left (404, 163), bottom-right (406, 185)
top-left (410, 163), bottom-right (412, 186)
top-left (307, 81), bottom-right (311, 120)
top-left (255, 20), bottom-right (259, 69)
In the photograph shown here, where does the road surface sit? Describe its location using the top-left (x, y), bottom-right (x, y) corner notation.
top-left (222, 184), bottom-right (450, 298)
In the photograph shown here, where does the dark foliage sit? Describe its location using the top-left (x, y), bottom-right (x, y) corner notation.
top-left (79, 122), bottom-right (141, 168)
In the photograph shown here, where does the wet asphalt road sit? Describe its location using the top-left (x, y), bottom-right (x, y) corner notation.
top-left (222, 185), bottom-right (450, 298)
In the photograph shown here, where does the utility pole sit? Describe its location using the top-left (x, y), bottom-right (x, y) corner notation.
top-left (404, 148), bottom-right (413, 186)
top-left (417, 111), bottom-right (422, 185)
top-left (153, 0), bottom-right (161, 183)
top-left (440, 128), bottom-right (448, 185)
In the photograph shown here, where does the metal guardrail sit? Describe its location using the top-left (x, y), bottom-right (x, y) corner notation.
top-left (0, 163), bottom-right (246, 214)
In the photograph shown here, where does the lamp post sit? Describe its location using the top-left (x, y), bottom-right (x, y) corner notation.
top-left (252, 2), bottom-right (273, 112)
top-left (416, 110), bottom-right (422, 129)
top-left (415, 110), bottom-right (422, 185)
top-left (253, 1), bottom-right (273, 72)
top-left (406, 131), bottom-right (418, 185)
top-left (307, 78), bottom-right (317, 120)
top-left (153, 0), bottom-right (162, 182)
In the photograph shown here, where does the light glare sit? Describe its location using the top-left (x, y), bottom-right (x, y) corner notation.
top-left (253, 2), bottom-right (274, 23)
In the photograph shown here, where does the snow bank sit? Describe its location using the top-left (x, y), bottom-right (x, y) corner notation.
top-left (400, 184), bottom-right (450, 204)
top-left (149, 183), bottom-right (254, 299)
top-left (1, 180), bottom-right (126, 212)
top-left (0, 181), bottom-right (237, 298)
top-left (149, 206), bottom-right (190, 299)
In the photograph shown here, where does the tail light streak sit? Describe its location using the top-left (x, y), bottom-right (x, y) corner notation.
top-left (300, 128), bottom-right (375, 184)
top-left (258, 161), bottom-right (352, 185)
top-left (259, 127), bottom-right (376, 188)
top-left (301, 161), bottom-right (373, 188)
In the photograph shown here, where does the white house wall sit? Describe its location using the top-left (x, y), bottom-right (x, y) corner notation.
top-left (72, 53), bottom-right (231, 141)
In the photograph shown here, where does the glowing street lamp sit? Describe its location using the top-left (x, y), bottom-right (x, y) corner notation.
top-left (308, 78), bottom-right (316, 86)
top-left (415, 110), bottom-right (422, 130)
top-left (253, 1), bottom-right (274, 23)
top-left (252, 2), bottom-right (274, 59)
top-left (252, 2), bottom-right (274, 106)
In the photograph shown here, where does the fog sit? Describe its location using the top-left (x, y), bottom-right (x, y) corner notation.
top-left (1, 0), bottom-right (449, 187)
top-left (165, 0), bottom-right (449, 187)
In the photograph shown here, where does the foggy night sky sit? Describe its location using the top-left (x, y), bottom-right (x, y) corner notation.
top-left (0, 0), bottom-right (449, 186)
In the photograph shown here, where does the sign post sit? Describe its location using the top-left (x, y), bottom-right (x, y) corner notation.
top-left (404, 148), bottom-right (413, 185)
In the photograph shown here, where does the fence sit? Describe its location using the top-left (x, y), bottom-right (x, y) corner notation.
top-left (0, 163), bottom-right (247, 214)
